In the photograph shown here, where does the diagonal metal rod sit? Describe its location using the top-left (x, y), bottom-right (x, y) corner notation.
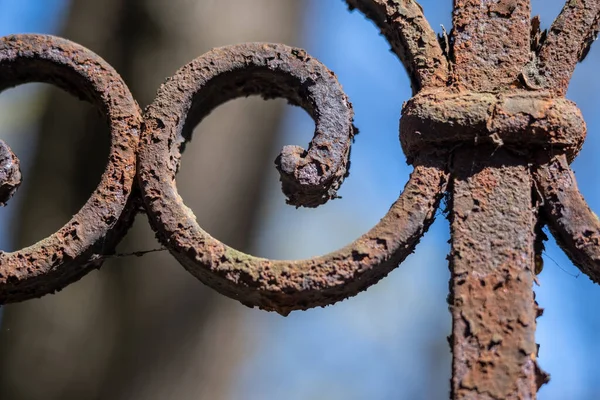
top-left (450, 148), bottom-right (539, 399)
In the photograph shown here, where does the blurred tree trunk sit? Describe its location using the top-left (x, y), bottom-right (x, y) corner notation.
top-left (0, 1), bottom-right (301, 399)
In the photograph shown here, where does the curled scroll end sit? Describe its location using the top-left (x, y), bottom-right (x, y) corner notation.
top-left (536, 0), bottom-right (600, 96)
top-left (275, 77), bottom-right (356, 209)
top-left (0, 140), bottom-right (21, 206)
top-left (345, 0), bottom-right (448, 91)
top-left (0, 34), bottom-right (141, 304)
top-left (150, 157), bottom-right (448, 314)
top-left (273, 55), bottom-right (356, 208)
top-left (275, 140), bottom-right (351, 208)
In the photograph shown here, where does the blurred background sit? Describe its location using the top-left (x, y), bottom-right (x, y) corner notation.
top-left (0, 0), bottom-right (599, 399)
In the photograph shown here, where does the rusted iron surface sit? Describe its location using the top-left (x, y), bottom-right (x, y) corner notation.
top-left (452, 0), bottom-right (531, 91)
top-left (345, 0), bottom-right (448, 92)
top-left (535, 155), bottom-right (600, 283)
top-left (450, 148), bottom-right (538, 399)
top-left (401, 90), bottom-right (586, 163)
top-left (0, 34), bottom-right (141, 303)
top-left (0, 140), bottom-right (22, 206)
top-left (141, 43), bottom-right (356, 209)
top-left (0, 1), bottom-right (600, 398)
top-left (444, 1), bottom-right (549, 397)
top-left (138, 42), bottom-right (448, 314)
top-left (537, 0), bottom-right (600, 96)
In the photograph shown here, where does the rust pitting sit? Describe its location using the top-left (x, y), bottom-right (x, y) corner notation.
top-left (0, 34), bottom-right (141, 304)
top-left (141, 155), bottom-right (447, 314)
top-left (142, 43), bottom-right (357, 208)
top-left (452, 0), bottom-right (532, 91)
top-left (400, 90), bottom-right (587, 164)
top-left (537, 0), bottom-right (600, 96)
top-left (534, 155), bottom-right (600, 283)
top-left (449, 149), bottom-right (539, 400)
top-left (0, 3), bottom-right (599, 399)
top-left (139, 48), bottom-right (449, 311)
top-left (345, 0), bottom-right (449, 92)
top-left (447, 0), bottom-right (546, 398)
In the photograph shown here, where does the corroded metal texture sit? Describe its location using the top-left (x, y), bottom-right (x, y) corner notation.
top-left (138, 42), bottom-right (448, 314)
top-left (446, 1), bottom-right (545, 397)
top-left (0, 140), bottom-right (22, 206)
top-left (452, 0), bottom-right (531, 91)
top-left (450, 148), bottom-right (538, 399)
top-left (346, 0), bottom-right (448, 92)
top-left (144, 43), bottom-right (356, 209)
top-left (400, 90), bottom-right (586, 163)
top-left (1, 2), bottom-right (600, 398)
top-left (0, 34), bottom-right (141, 303)
top-left (537, 0), bottom-right (600, 96)
top-left (535, 155), bottom-right (600, 283)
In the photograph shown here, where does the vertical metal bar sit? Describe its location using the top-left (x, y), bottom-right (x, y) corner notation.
top-left (449, 1), bottom-right (539, 398)
top-left (450, 148), bottom-right (537, 399)
top-left (452, 0), bottom-right (531, 91)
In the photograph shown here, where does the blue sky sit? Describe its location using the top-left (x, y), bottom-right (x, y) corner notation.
top-left (1, 0), bottom-right (600, 399)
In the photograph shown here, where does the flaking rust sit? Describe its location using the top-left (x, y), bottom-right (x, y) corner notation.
top-left (137, 42), bottom-right (449, 314)
top-left (1, 2), bottom-right (600, 399)
top-left (0, 34), bottom-right (141, 304)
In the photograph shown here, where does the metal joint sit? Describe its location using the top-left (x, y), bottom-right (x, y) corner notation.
top-left (401, 90), bottom-right (586, 163)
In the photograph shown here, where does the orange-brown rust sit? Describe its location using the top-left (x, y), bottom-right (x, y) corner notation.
top-left (346, 0), bottom-right (449, 92)
top-left (144, 43), bottom-right (356, 208)
top-left (447, 1), bottom-right (546, 398)
top-left (0, 4), bottom-right (600, 399)
top-left (0, 140), bottom-right (22, 206)
top-left (0, 34), bottom-right (141, 304)
top-left (450, 147), bottom-right (539, 399)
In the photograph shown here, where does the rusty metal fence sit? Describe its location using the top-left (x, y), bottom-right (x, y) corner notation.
top-left (0, 0), bottom-right (599, 399)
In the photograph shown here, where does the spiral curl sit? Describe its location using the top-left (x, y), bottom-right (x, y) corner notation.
top-left (0, 34), bottom-right (141, 304)
top-left (137, 42), bottom-right (448, 314)
top-left (0, 2), bottom-right (454, 312)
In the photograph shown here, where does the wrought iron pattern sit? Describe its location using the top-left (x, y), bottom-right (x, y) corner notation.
top-left (0, 1), bottom-right (599, 398)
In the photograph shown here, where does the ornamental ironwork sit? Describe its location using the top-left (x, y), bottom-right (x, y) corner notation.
top-left (1, 1), bottom-right (599, 399)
